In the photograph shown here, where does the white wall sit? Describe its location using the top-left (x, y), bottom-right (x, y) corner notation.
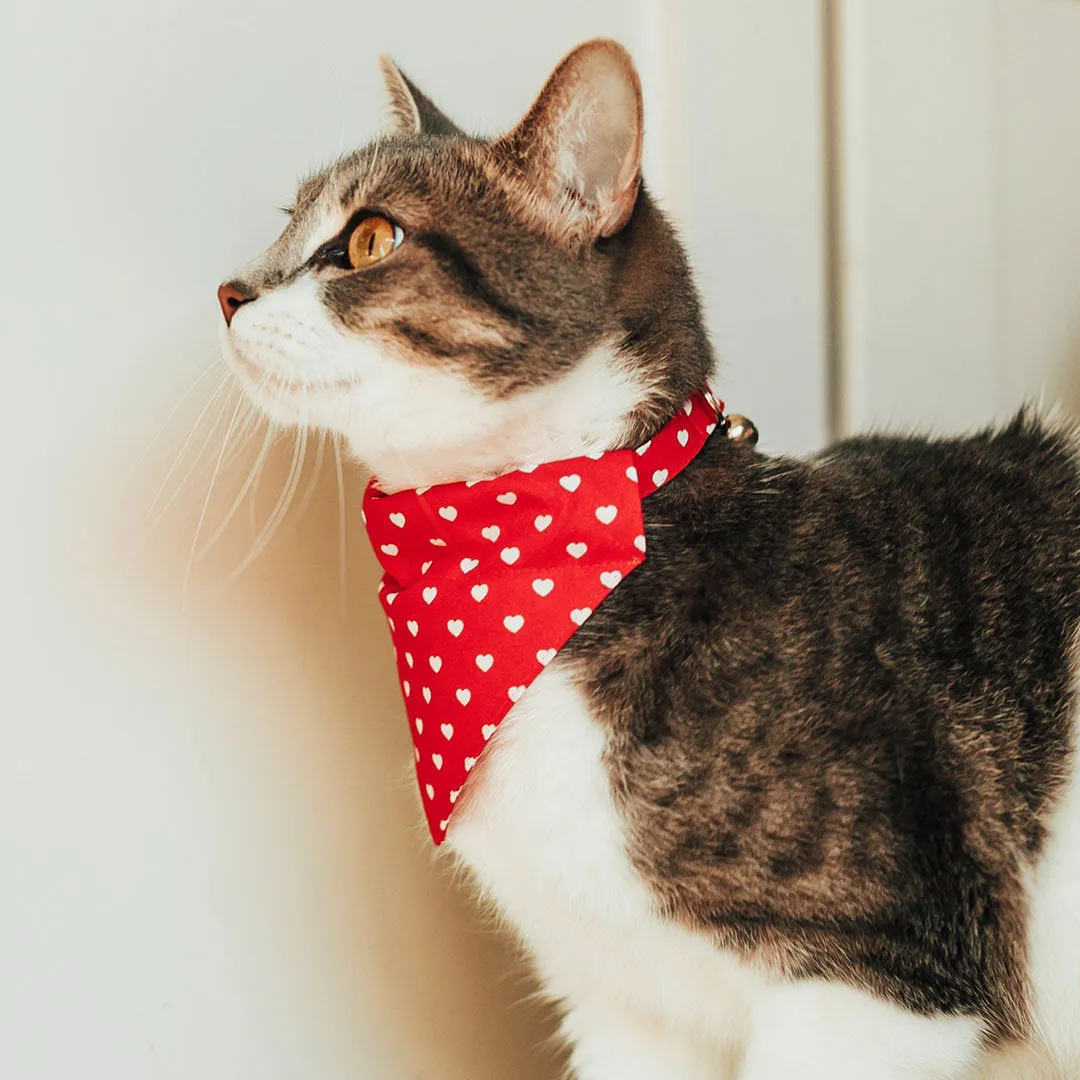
top-left (837, 0), bottom-right (1080, 435)
top-left (661, 1), bottom-right (830, 453)
top-left (0, 3), bottom-right (828, 1077)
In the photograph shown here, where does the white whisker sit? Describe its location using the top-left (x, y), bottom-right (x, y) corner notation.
top-left (182, 390), bottom-right (246, 606)
top-left (292, 428), bottom-right (327, 524)
top-left (143, 370), bottom-right (231, 528)
top-left (218, 420), bottom-right (307, 587)
top-left (333, 434), bottom-right (347, 620)
top-left (144, 353), bottom-right (224, 453)
top-left (193, 418), bottom-right (276, 563)
top-left (218, 397), bottom-right (262, 472)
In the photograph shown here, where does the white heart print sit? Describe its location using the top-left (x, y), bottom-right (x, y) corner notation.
top-left (677, 428), bottom-right (690, 447)
top-left (380, 543), bottom-right (399, 556)
top-left (652, 468), bottom-right (669, 486)
top-left (425, 784), bottom-right (435, 799)
top-left (464, 756), bottom-right (477, 771)
top-left (415, 717), bottom-right (424, 734)
top-left (456, 688), bottom-right (472, 705)
top-left (500, 547), bottom-right (520, 565)
top-left (634, 534), bottom-right (647, 552)
top-left (422, 686), bottom-right (432, 703)
top-left (429, 656), bottom-right (443, 672)
top-left (441, 723), bottom-right (454, 740)
top-left (389, 513), bottom-right (406, 528)
top-left (503, 614), bottom-right (525, 633)
top-left (600, 570), bottom-right (623, 588)
top-left (447, 619), bottom-right (464, 637)
top-left (559, 474), bottom-right (581, 492)
top-left (570, 607), bottom-right (592, 625)
top-left (432, 753), bottom-right (443, 770)
top-left (438, 506), bottom-right (458, 521)
top-left (532, 578), bottom-right (554, 596)
top-left (407, 620), bottom-right (419, 636)
top-left (481, 525), bottom-right (500, 542)
top-left (566, 542), bottom-right (588, 559)
top-left (482, 724), bottom-right (497, 740)
top-left (460, 557), bottom-right (479, 573)
top-left (496, 492), bottom-right (517, 505)
top-left (534, 514), bottom-right (553, 531)
top-left (508, 685), bottom-right (525, 702)
top-left (470, 583), bottom-right (489, 602)
top-left (536, 648), bottom-right (556, 666)
top-left (475, 653), bottom-right (494, 671)
top-left (595, 505), bottom-right (618, 524)
top-left (422, 586), bottom-right (438, 604)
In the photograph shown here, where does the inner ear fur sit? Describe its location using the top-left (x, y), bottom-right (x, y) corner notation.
top-left (493, 39), bottom-right (644, 242)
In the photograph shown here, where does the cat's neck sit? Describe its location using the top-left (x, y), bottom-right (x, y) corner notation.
top-left (351, 342), bottom-right (656, 493)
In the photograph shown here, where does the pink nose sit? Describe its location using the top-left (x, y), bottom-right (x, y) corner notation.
top-left (217, 281), bottom-right (255, 327)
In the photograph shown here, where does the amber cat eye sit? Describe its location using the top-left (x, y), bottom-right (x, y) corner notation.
top-left (347, 215), bottom-right (402, 268)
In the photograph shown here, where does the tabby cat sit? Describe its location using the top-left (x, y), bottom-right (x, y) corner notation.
top-left (218, 39), bottom-right (1080, 1080)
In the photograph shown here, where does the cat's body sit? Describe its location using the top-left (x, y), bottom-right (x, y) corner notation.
top-left (218, 40), bottom-right (1080, 1078)
top-left (454, 424), bottom-right (1080, 1078)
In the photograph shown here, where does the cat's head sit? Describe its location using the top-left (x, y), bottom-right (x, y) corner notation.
top-left (219, 39), bottom-right (713, 491)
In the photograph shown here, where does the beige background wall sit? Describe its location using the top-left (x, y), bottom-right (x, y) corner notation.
top-left (2, 1), bottom-right (1079, 1078)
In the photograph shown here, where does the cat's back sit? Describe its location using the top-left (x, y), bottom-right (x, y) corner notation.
top-left (651, 409), bottom-right (1080, 680)
top-left (572, 412), bottom-right (1080, 1042)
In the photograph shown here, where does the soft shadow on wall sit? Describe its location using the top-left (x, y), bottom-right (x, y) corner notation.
top-left (98, 391), bottom-right (564, 1079)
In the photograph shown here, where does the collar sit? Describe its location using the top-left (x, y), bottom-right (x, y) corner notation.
top-left (363, 391), bottom-right (722, 843)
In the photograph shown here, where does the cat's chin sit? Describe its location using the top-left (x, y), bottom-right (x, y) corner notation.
top-left (227, 355), bottom-right (357, 429)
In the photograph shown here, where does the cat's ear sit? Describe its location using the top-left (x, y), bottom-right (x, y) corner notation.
top-left (379, 55), bottom-right (461, 137)
top-left (493, 39), bottom-right (643, 240)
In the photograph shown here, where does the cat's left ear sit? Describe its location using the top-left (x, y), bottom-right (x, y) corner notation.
top-left (379, 55), bottom-right (461, 137)
top-left (493, 39), bottom-right (643, 241)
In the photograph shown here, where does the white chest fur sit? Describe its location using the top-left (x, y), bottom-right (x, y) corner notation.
top-left (446, 663), bottom-right (767, 1072)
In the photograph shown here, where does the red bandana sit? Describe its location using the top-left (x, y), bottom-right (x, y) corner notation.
top-left (363, 391), bottom-right (722, 843)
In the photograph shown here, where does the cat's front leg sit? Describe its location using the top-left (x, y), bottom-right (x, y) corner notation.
top-left (739, 981), bottom-right (983, 1080)
top-left (563, 1003), bottom-right (727, 1080)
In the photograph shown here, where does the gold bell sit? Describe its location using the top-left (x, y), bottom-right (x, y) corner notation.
top-left (725, 414), bottom-right (759, 446)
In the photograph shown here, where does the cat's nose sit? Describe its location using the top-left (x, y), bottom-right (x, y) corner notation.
top-left (217, 281), bottom-right (256, 327)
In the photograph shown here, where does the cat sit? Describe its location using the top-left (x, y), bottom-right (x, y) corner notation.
top-left (217, 39), bottom-right (1080, 1080)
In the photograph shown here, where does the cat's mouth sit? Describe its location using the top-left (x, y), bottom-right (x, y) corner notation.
top-left (225, 341), bottom-right (359, 419)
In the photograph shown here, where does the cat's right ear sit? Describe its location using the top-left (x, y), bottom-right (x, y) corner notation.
top-left (379, 56), bottom-right (461, 137)
top-left (493, 39), bottom-right (644, 243)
